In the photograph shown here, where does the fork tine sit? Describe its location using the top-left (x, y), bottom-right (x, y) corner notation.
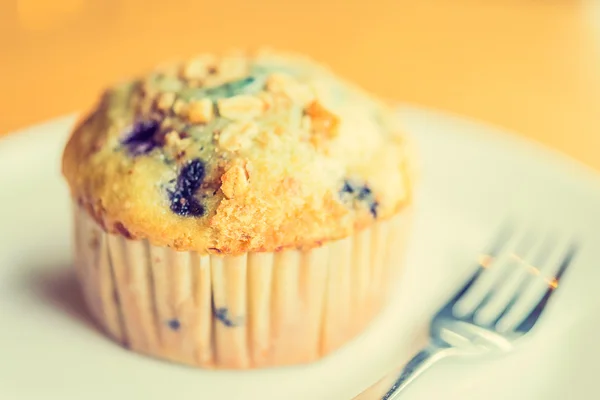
top-left (447, 267), bottom-right (485, 306)
top-left (443, 221), bottom-right (514, 308)
top-left (461, 225), bottom-right (536, 322)
top-left (490, 232), bottom-right (557, 327)
top-left (514, 242), bottom-right (578, 333)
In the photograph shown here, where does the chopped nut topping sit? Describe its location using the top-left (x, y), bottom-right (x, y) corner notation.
top-left (305, 100), bottom-right (340, 138)
top-left (218, 55), bottom-right (248, 80)
top-left (187, 98), bottom-right (214, 123)
top-left (173, 99), bottom-right (188, 117)
top-left (254, 130), bottom-right (279, 148)
top-left (155, 92), bottom-right (176, 111)
top-left (186, 79), bottom-right (203, 88)
top-left (220, 163), bottom-right (250, 199)
top-left (163, 130), bottom-right (182, 147)
top-left (217, 95), bottom-right (264, 120)
top-left (218, 121), bottom-right (259, 151)
top-left (162, 130), bottom-right (193, 162)
top-left (257, 92), bottom-right (275, 112)
top-left (203, 74), bottom-right (227, 89)
top-left (266, 72), bottom-right (315, 106)
top-left (181, 58), bottom-right (209, 80)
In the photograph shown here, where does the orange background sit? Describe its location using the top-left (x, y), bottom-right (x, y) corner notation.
top-left (1, 0), bottom-right (599, 169)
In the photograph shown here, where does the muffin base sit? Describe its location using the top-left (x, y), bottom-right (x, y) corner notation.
top-left (73, 206), bottom-right (412, 369)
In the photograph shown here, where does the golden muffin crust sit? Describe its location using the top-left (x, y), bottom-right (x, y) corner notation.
top-left (62, 49), bottom-right (412, 254)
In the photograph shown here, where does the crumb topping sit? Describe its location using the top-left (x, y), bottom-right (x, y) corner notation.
top-left (62, 49), bottom-right (413, 254)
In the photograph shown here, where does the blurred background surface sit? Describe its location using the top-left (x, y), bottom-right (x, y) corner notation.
top-left (1, 0), bottom-right (599, 168)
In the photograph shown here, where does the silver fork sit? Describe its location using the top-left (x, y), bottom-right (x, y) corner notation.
top-left (356, 224), bottom-right (578, 399)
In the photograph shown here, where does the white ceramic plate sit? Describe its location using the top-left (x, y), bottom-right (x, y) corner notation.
top-left (1, 106), bottom-right (599, 400)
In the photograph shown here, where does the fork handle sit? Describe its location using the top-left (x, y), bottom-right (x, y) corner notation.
top-left (379, 343), bottom-right (454, 399)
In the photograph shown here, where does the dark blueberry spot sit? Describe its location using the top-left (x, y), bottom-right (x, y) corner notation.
top-left (341, 180), bottom-right (354, 195)
top-left (214, 307), bottom-right (240, 327)
top-left (121, 120), bottom-right (160, 156)
top-left (168, 159), bottom-right (206, 217)
top-left (168, 319), bottom-right (181, 330)
top-left (169, 192), bottom-right (205, 216)
top-left (370, 201), bottom-right (379, 218)
top-left (339, 179), bottom-right (378, 219)
top-left (358, 186), bottom-right (372, 200)
top-left (178, 159), bottom-right (205, 193)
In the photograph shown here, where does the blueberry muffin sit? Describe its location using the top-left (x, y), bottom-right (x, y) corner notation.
top-left (62, 49), bottom-right (414, 369)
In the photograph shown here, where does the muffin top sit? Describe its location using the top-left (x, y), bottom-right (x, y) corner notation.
top-left (62, 49), bottom-right (412, 254)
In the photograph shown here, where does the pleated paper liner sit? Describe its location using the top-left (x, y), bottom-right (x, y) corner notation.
top-left (73, 205), bottom-right (412, 369)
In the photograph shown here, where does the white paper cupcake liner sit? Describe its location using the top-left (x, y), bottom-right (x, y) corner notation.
top-left (73, 206), bottom-right (412, 369)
